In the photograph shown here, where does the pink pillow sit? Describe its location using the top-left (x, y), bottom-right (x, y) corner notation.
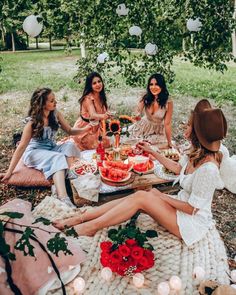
top-left (6, 159), bottom-right (51, 187)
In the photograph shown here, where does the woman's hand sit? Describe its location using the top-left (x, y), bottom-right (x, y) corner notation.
top-left (1, 171), bottom-right (12, 182)
top-left (137, 141), bottom-right (155, 155)
top-left (103, 111), bottom-right (112, 120)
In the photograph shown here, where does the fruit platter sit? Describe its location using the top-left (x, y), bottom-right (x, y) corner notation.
top-left (99, 166), bottom-right (131, 183)
top-left (71, 159), bottom-right (97, 176)
top-left (161, 148), bottom-right (180, 161)
top-left (127, 155), bottom-right (154, 174)
top-left (103, 160), bottom-right (133, 171)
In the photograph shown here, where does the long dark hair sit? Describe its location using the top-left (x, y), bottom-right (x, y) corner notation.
top-left (79, 72), bottom-right (108, 110)
top-left (28, 88), bottom-right (59, 138)
top-left (141, 73), bottom-right (169, 109)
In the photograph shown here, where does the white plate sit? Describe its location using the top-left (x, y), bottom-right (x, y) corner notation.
top-left (71, 159), bottom-right (97, 176)
top-left (154, 165), bottom-right (178, 181)
top-left (100, 170), bottom-right (131, 183)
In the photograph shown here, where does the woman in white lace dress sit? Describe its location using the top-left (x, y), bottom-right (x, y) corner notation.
top-left (54, 103), bottom-right (227, 246)
top-left (128, 73), bottom-right (173, 148)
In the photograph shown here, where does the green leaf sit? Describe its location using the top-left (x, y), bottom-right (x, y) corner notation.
top-left (47, 233), bottom-right (73, 257)
top-left (0, 212), bottom-right (24, 219)
top-left (14, 227), bottom-right (36, 257)
top-left (145, 230), bottom-right (158, 238)
top-left (126, 227), bottom-right (137, 239)
top-left (143, 243), bottom-right (154, 251)
top-left (64, 227), bottom-right (79, 238)
top-left (108, 228), bottom-right (118, 239)
top-left (32, 217), bottom-right (51, 226)
top-left (136, 234), bottom-right (147, 247)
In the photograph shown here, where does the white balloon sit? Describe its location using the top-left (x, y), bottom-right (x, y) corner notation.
top-left (157, 281), bottom-right (170, 295)
top-left (23, 15), bottom-right (43, 37)
top-left (101, 267), bottom-right (112, 281)
top-left (145, 43), bottom-right (158, 56)
top-left (169, 276), bottom-right (182, 291)
top-left (129, 26), bottom-right (142, 37)
top-left (133, 273), bottom-right (145, 288)
top-left (116, 3), bottom-right (129, 16)
top-left (73, 277), bottom-right (85, 294)
top-left (186, 18), bottom-right (202, 32)
top-left (193, 266), bottom-right (205, 281)
top-left (231, 270), bottom-right (236, 283)
top-left (97, 52), bottom-right (109, 64)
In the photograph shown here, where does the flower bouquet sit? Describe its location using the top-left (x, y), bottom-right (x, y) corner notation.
top-left (100, 213), bottom-right (158, 276)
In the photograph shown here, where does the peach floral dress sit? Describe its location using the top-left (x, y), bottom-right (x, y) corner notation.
top-left (72, 94), bottom-right (110, 150)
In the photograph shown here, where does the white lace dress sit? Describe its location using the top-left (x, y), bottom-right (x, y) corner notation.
top-left (173, 156), bottom-right (224, 246)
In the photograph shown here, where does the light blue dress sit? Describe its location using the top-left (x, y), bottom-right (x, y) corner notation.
top-left (23, 114), bottom-right (80, 179)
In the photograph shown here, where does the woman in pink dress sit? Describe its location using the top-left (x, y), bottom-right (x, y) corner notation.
top-left (72, 72), bottom-right (111, 150)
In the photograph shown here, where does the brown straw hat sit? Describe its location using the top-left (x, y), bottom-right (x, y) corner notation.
top-left (193, 99), bottom-right (227, 138)
top-left (193, 108), bottom-right (227, 152)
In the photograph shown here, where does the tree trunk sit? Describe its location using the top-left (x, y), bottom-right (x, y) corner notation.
top-left (49, 34), bottom-right (52, 51)
top-left (0, 23), bottom-right (6, 48)
top-left (36, 37), bottom-right (39, 49)
top-left (80, 42), bottom-right (86, 58)
top-left (232, 0), bottom-right (236, 57)
top-left (11, 32), bottom-right (15, 52)
top-left (26, 34), bottom-right (29, 48)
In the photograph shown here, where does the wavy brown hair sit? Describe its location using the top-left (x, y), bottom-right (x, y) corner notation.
top-left (28, 88), bottom-right (59, 138)
top-left (188, 115), bottom-right (222, 167)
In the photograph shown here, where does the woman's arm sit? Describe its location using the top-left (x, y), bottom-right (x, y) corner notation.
top-left (164, 100), bottom-right (173, 147)
top-left (57, 111), bottom-right (92, 135)
top-left (85, 96), bottom-right (110, 120)
top-left (137, 142), bottom-right (182, 175)
top-left (2, 122), bottom-right (33, 181)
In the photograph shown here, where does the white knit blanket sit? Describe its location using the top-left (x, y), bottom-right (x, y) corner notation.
top-left (32, 196), bottom-right (229, 295)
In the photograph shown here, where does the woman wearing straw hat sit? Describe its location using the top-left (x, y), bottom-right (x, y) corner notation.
top-left (54, 102), bottom-right (227, 246)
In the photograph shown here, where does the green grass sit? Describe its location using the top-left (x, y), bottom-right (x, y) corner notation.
top-left (0, 49), bottom-right (236, 104)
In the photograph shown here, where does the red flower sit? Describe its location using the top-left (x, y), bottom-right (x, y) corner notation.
top-left (138, 256), bottom-right (149, 268)
top-left (118, 244), bottom-right (131, 257)
top-left (110, 250), bottom-right (122, 264)
top-left (125, 239), bottom-right (137, 247)
top-left (143, 249), bottom-right (155, 268)
top-left (131, 246), bottom-right (144, 260)
top-left (100, 241), bottom-right (112, 252)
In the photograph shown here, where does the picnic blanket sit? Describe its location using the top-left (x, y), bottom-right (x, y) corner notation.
top-left (32, 196), bottom-right (230, 295)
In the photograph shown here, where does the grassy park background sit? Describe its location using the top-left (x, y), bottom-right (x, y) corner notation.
top-left (0, 48), bottom-right (235, 266)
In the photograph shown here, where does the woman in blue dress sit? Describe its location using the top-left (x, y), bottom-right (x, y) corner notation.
top-left (2, 88), bottom-right (92, 207)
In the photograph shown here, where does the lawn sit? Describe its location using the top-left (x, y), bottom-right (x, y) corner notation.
top-left (1, 49), bottom-right (236, 104)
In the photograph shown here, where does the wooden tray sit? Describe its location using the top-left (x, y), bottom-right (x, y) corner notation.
top-left (101, 173), bottom-right (135, 187)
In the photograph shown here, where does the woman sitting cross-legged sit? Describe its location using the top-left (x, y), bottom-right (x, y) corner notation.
top-left (1, 88), bottom-right (92, 207)
top-left (53, 103), bottom-right (226, 246)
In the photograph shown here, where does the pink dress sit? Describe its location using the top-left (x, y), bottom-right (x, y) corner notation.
top-left (72, 94), bottom-right (110, 150)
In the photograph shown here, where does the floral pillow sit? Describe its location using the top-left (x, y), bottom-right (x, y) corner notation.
top-left (6, 159), bottom-right (51, 187)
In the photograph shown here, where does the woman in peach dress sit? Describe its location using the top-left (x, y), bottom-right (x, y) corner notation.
top-left (72, 72), bottom-right (111, 150)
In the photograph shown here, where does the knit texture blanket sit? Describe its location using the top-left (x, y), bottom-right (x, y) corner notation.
top-left (32, 196), bottom-right (229, 295)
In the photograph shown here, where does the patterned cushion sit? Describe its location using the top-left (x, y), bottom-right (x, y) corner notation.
top-left (6, 159), bottom-right (51, 187)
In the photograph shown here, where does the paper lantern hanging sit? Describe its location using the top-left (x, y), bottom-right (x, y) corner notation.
top-left (129, 26), bottom-right (142, 37)
top-left (23, 15), bottom-right (43, 37)
top-left (116, 3), bottom-right (129, 16)
top-left (145, 43), bottom-right (158, 56)
top-left (97, 52), bottom-right (109, 64)
top-left (186, 18), bottom-right (202, 32)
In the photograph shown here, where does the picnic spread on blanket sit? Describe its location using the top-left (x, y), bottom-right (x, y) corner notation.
top-left (1, 84), bottom-right (236, 295)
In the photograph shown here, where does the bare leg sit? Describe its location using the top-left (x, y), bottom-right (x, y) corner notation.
top-left (52, 170), bottom-right (67, 198)
top-left (53, 197), bottom-right (125, 230)
top-left (74, 191), bottom-right (181, 238)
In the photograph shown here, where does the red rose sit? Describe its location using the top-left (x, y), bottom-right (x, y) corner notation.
top-left (143, 250), bottom-right (155, 268)
top-left (138, 256), bottom-right (149, 268)
top-left (131, 246), bottom-right (144, 260)
top-left (110, 250), bottom-right (122, 264)
top-left (125, 239), bottom-right (137, 247)
top-left (118, 244), bottom-right (131, 257)
top-left (100, 241), bottom-right (112, 252)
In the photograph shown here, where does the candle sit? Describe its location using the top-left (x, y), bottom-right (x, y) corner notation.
top-left (132, 273), bottom-right (145, 288)
top-left (101, 267), bottom-right (112, 281)
top-left (73, 277), bottom-right (85, 294)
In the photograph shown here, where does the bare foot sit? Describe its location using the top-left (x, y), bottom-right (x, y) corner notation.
top-left (53, 216), bottom-right (81, 230)
top-left (74, 223), bottom-right (97, 237)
